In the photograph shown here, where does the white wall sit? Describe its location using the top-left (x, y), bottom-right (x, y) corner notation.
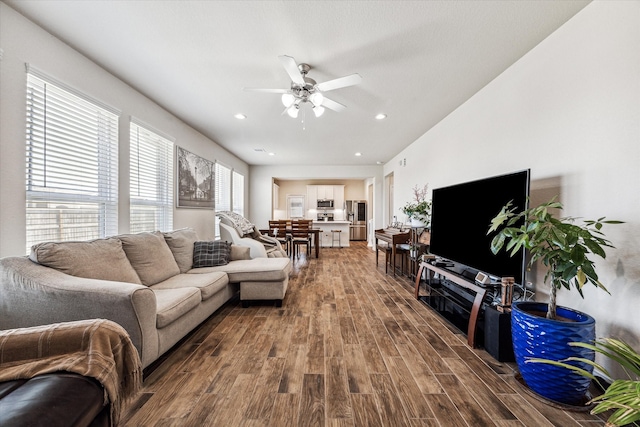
top-left (0, 3), bottom-right (249, 256)
top-left (250, 165), bottom-right (384, 231)
top-left (385, 0), bottom-right (640, 367)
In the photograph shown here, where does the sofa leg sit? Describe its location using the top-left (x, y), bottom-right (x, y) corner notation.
top-left (242, 300), bottom-right (250, 308)
top-left (275, 299), bottom-right (283, 308)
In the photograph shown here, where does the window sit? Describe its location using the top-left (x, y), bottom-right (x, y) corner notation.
top-left (215, 162), bottom-right (231, 212)
top-left (232, 170), bottom-right (244, 216)
top-left (25, 68), bottom-right (119, 253)
top-left (287, 195), bottom-right (306, 218)
top-left (214, 162), bottom-right (231, 238)
top-left (130, 121), bottom-right (174, 233)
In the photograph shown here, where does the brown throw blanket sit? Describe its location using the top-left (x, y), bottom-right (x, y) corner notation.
top-left (0, 319), bottom-right (142, 426)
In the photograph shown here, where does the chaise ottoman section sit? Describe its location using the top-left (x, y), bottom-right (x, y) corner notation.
top-left (239, 277), bottom-right (289, 307)
top-left (188, 257), bottom-right (291, 307)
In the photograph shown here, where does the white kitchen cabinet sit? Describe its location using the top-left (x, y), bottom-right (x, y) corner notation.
top-left (333, 185), bottom-right (345, 211)
top-left (316, 185), bottom-right (333, 200)
top-left (307, 185), bottom-right (345, 218)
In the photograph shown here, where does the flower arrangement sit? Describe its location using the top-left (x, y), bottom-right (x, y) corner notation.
top-left (401, 184), bottom-right (431, 227)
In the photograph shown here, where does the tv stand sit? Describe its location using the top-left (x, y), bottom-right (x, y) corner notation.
top-left (414, 261), bottom-right (487, 348)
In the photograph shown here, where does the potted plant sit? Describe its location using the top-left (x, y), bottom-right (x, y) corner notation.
top-left (401, 184), bottom-right (431, 228)
top-left (488, 197), bottom-right (623, 405)
top-left (529, 337), bottom-right (640, 427)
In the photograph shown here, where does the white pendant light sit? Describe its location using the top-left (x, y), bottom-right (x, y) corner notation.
top-left (312, 105), bottom-right (325, 117)
top-left (281, 93), bottom-right (295, 107)
top-left (309, 92), bottom-right (324, 107)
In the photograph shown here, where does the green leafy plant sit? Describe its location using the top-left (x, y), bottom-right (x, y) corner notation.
top-left (528, 338), bottom-right (640, 427)
top-left (487, 198), bottom-right (622, 319)
top-left (401, 184), bottom-right (431, 227)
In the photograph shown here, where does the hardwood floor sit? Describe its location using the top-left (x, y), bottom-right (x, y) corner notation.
top-left (121, 242), bottom-right (605, 426)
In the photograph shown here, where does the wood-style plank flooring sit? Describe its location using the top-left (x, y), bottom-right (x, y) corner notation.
top-left (121, 242), bottom-right (605, 426)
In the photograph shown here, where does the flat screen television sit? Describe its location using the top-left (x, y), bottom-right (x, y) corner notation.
top-left (429, 169), bottom-right (530, 286)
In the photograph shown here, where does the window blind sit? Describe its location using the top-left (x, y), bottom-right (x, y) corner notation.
top-left (214, 162), bottom-right (231, 239)
top-left (232, 170), bottom-right (244, 216)
top-left (215, 162), bottom-right (231, 212)
top-left (25, 72), bottom-right (119, 253)
top-left (130, 121), bottom-right (174, 233)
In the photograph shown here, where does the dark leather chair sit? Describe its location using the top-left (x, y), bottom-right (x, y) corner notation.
top-left (0, 372), bottom-right (109, 427)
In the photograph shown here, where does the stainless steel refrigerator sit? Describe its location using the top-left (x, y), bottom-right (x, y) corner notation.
top-left (346, 200), bottom-right (367, 240)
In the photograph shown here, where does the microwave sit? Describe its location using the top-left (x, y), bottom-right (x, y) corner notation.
top-left (317, 199), bottom-right (334, 209)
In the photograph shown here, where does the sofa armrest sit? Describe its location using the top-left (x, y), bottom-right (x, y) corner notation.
top-left (0, 257), bottom-right (158, 368)
top-left (219, 222), bottom-right (268, 258)
top-left (235, 237), bottom-right (269, 259)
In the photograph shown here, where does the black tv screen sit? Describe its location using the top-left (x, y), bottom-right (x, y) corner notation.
top-left (429, 169), bottom-right (530, 285)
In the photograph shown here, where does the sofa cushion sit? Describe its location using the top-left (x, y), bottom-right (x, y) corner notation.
top-left (152, 287), bottom-right (201, 328)
top-left (163, 228), bottom-right (198, 273)
top-left (188, 258), bottom-right (291, 283)
top-left (193, 241), bottom-right (231, 268)
top-left (151, 271), bottom-right (229, 301)
top-left (29, 238), bottom-right (142, 285)
top-left (119, 231), bottom-right (180, 286)
top-left (230, 245), bottom-right (251, 261)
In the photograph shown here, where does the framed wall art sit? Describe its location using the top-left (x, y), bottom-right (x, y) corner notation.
top-left (176, 146), bottom-right (215, 209)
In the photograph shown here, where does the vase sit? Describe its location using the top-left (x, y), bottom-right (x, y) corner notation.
top-left (511, 301), bottom-right (596, 405)
top-left (410, 218), bottom-right (426, 228)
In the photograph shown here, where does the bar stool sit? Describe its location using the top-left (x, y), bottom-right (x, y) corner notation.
top-left (331, 229), bottom-right (342, 248)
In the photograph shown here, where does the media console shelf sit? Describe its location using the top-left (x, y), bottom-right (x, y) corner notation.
top-left (414, 261), bottom-right (486, 348)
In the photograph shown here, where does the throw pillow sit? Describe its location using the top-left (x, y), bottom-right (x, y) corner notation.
top-left (230, 244), bottom-right (251, 261)
top-left (193, 241), bottom-right (231, 267)
top-left (163, 228), bottom-right (199, 273)
top-left (119, 231), bottom-right (180, 286)
top-left (29, 238), bottom-right (142, 284)
top-left (217, 211), bottom-right (255, 236)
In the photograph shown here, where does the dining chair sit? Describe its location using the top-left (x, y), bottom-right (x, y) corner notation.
top-left (268, 220), bottom-right (290, 255)
top-left (290, 219), bottom-right (312, 258)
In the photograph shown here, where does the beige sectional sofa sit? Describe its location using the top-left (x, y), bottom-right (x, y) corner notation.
top-left (0, 229), bottom-right (291, 368)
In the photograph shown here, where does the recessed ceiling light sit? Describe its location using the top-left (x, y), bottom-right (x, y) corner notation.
top-left (355, 152), bottom-right (362, 156)
top-left (376, 161), bottom-right (384, 165)
top-left (375, 113), bottom-right (387, 120)
top-left (268, 152), bottom-right (275, 156)
top-left (234, 113), bottom-right (246, 119)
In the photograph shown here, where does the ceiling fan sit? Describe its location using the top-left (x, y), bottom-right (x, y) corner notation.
top-left (243, 55), bottom-right (362, 118)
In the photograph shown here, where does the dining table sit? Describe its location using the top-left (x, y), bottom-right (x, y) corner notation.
top-left (261, 227), bottom-right (321, 258)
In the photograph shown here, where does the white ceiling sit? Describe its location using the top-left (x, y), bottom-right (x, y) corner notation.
top-left (5, 0), bottom-right (591, 166)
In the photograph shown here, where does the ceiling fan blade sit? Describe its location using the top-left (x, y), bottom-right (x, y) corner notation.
top-left (315, 73), bottom-right (362, 92)
top-left (243, 87), bottom-right (289, 94)
top-left (322, 97), bottom-right (347, 112)
top-left (278, 55), bottom-right (305, 85)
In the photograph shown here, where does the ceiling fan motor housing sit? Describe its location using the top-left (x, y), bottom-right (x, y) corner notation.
top-left (291, 63), bottom-right (318, 103)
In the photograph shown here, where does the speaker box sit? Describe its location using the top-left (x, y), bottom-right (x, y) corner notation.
top-left (484, 306), bottom-right (515, 362)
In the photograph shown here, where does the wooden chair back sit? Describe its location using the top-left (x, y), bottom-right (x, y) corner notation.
top-left (268, 220), bottom-right (289, 238)
top-left (290, 219), bottom-right (311, 239)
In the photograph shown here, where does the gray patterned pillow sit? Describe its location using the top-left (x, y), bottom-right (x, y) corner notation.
top-left (193, 241), bottom-right (231, 267)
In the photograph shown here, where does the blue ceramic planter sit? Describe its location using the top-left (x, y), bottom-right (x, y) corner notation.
top-left (511, 301), bottom-right (596, 405)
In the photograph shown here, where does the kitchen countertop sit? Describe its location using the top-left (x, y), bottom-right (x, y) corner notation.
top-left (312, 220), bottom-right (351, 224)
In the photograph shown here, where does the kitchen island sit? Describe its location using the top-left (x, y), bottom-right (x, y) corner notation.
top-left (312, 220), bottom-right (350, 247)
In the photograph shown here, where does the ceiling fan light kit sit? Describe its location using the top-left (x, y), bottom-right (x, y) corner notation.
top-left (281, 93), bottom-right (295, 108)
top-left (287, 104), bottom-right (299, 118)
top-left (245, 55), bottom-right (361, 118)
